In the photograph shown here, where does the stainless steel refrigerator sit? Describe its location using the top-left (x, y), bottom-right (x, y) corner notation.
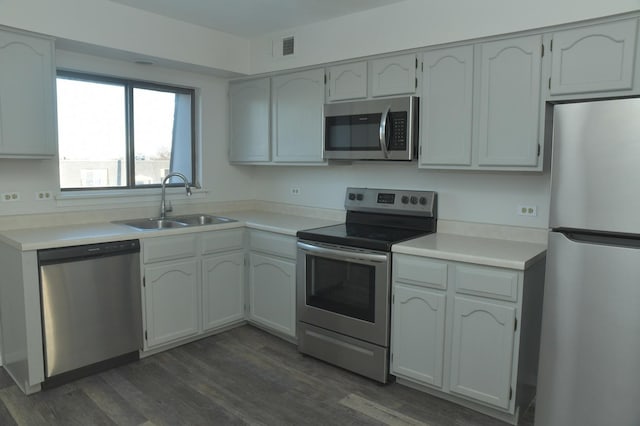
top-left (535, 98), bottom-right (640, 426)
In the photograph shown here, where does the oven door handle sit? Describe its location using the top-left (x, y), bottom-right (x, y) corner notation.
top-left (297, 241), bottom-right (388, 264)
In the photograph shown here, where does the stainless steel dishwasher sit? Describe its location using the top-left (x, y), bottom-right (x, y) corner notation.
top-left (38, 239), bottom-right (142, 387)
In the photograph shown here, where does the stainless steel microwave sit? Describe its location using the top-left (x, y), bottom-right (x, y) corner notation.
top-left (324, 96), bottom-right (419, 161)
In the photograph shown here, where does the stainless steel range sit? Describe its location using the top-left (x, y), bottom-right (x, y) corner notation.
top-left (296, 187), bottom-right (437, 383)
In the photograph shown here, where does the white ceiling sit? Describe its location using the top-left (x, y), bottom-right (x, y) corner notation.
top-left (109, 0), bottom-right (404, 38)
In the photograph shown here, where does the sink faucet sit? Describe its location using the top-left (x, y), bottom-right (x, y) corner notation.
top-left (160, 172), bottom-right (192, 219)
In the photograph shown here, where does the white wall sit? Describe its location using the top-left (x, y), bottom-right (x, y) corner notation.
top-left (0, 50), bottom-right (256, 217)
top-left (253, 163), bottom-right (551, 229)
top-left (249, 0), bottom-right (640, 73)
top-left (0, 0), bottom-right (250, 75)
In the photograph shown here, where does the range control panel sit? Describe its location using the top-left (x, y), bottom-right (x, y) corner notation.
top-left (345, 187), bottom-right (437, 217)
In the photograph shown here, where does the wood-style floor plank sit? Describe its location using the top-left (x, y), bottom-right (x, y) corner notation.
top-left (0, 325), bottom-right (535, 426)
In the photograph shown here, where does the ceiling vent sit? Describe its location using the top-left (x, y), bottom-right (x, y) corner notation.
top-left (282, 36), bottom-right (294, 56)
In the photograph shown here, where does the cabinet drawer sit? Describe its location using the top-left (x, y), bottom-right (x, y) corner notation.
top-left (249, 230), bottom-right (296, 259)
top-left (201, 229), bottom-right (244, 255)
top-left (454, 264), bottom-right (519, 301)
top-left (393, 255), bottom-right (447, 290)
top-left (143, 234), bottom-right (197, 264)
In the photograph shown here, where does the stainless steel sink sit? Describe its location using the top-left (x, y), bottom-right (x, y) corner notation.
top-left (115, 214), bottom-right (236, 230)
top-left (171, 214), bottom-right (236, 226)
top-left (117, 218), bottom-right (189, 230)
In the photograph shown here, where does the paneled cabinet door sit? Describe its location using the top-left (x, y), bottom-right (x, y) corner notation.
top-left (248, 252), bottom-right (296, 337)
top-left (477, 35), bottom-right (542, 167)
top-left (371, 54), bottom-right (417, 97)
top-left (202, 252), bottom-right (245, 331)
top-left (144, 259), bottom-right (199, 348)
top-left (229, 78), bottom-right (271, 163)
top-left (271, 69), bottom-right (325, 163)
top-left (0, 30), bottom-right (56, 157)
top-left (391, 284), bottom-right (446, 388)
top-left (550, 19), bottom-right (638, 95)
top-left (420, 46), bottom-right (474, 167)
top-left (327, 62), bottom-right (367, 101)
top-left (449, 296), bottom-right (516, 410)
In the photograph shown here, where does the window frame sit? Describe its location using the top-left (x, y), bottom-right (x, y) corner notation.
top-left (56, 70), bottom-right (197, 191)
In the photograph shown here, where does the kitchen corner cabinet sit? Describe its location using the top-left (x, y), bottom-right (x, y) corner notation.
top-left (420, 46), bottom-right (474, 167)
top-left (229, 78), bottom-right (271, 163)
top-left (327, 61), bottom-right (367, 101)
top-left (371, 54), bottom-right (418, 97)
top-left (476, 35), bottom-right (542, 167)
top-left (271, 69), bottom-right (325, 163)
top-left (201, 230), bottom-right (245, 331)
top-left (549, 18), bottom-right (638, 96)
top-left (247, 230), bottom-right (297, 339)
top-left (391, 253), bottom-right (545, 424)
top-left (141, 229), bottom-right (245, 351)
top-left (0, 29), bottom-right (56, 158)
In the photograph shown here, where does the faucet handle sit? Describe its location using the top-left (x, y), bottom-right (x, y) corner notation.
top-left (165, 200), bottom-right (173, 213)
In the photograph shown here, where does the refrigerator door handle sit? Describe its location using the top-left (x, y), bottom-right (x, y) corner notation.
top-left (556, 229), bottom-right (640, 249)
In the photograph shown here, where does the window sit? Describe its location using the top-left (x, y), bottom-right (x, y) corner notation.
top-left (56, 72), bottom-right (196, 190)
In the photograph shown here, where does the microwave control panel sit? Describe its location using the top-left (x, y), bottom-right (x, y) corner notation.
top-left (389, 113), bottom-right (407, 150)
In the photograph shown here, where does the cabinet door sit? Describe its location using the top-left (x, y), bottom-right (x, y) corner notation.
top-left (248, 252), bottom-right (296, 337)
top-left (550, 19), bottom-right (637, 95)
top-left (0, 30), bottom-right (56, 157)
top-left (391, 284), bottom-right (446, 388)
top-left (271, 69), bottom-right (325, 163)
top-left (420, 46), bottom-right (473, 167)
top-left (327, 62), bottom-right (367, 101)
top-left (202, 252), bottom-right (245, 331)
top-left (371, 54), bottom-right (417, 97)
top-left (229, 78), bottom-right (271, 163)
top-left (144, 259), bottom-right (199, 348)
top-left (477, 36), bottom-right (542, 167)
top-left (449, 296), bottom-right (516, 409)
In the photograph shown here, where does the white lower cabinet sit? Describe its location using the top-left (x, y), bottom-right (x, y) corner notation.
top-left (449, 296), bottom-right (516, 409)
top-left (141, 229), bottom-right (245, 351)
top-left (391, 283), bottom-right (446, 388)
top-left (202, 251), bottom-right (245, 331)
top-left (247, 230), bottom-right (297, 339)
top-left (391, 253), bottom-right (545, 424)
top-left (144, 259), bottom-right (199, 347)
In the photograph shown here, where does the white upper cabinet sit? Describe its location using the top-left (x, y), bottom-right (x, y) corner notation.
top-left (327, 61), bottom-right (367, 101)
top-left (549, 18), bottom-right (638, 95)
top-left (371, 54), bottom-right (418, 97)
top-left (477, 35), bottom-right (542, 167)
top-left (271, 68), bottom-right (325, 163)
top-left (420, 46), bottom-right (474, 167)
top-left (0, 29), bottom-right (56, 158)
top-left (229, 78), bottom-right (270, 163)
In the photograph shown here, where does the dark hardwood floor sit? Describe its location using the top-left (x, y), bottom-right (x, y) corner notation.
top-left (0, 325), bottom-right (535, 425)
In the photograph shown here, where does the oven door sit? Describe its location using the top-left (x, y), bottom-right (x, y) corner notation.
top-left (296, 240), bottom-right (390, 347)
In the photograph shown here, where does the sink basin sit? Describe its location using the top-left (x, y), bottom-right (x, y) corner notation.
top-left (114, 214), bottom-right (236, 230)
top-left (171, 214), bottom-right (236, 226)
top-left (117, 218), bottom-right (189, 230)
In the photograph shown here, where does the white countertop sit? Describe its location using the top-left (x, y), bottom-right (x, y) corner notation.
top-left (0, 210), bottom-right (546, 270)
top-left (0, 211), bottom-right (341, 251)
top-left (392, 232), bottom-right (547, 270)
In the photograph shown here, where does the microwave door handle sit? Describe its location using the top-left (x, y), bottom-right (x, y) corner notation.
top-left (379, 105), bottom-right (391, 159)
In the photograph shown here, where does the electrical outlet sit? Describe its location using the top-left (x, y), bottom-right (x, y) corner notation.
top-left (1, 192), bottom-right (20, 202)
top-left (290, 187), bottom-right (301, 196)
top-left (517, 204), bottom-right (537, 217)
top-left (35, 191), bottom-right (53, 200)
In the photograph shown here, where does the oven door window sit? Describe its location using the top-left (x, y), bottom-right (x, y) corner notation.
top-left (305, 255), bottom-right (375, 322)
